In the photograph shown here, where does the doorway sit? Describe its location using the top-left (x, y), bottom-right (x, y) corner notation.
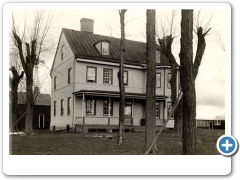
top-left (39, 114), bottom-right (45, 128)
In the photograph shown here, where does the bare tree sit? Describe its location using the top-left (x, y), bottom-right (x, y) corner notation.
top-left (11, 10), bottom-right (55, 135)
top-left (118, 9), bottom-right (127, 145)
top-left (145, 9), bottom-right (158, 154)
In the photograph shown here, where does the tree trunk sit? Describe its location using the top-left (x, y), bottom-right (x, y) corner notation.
top-left (24, 72), bottom-right (35, 135)
top-left (179, 10), bottom-right (196, 155)
top-left (118, 9), bottom-right (127, 145)
top-left (9, 67), bottom-right (24, 132)
top-left (158, 36), bottom-right (183, 136)
top-left (145, 9), bottom-right (158, 153)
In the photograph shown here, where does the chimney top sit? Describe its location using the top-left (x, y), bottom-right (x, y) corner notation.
top-left (80, 18), bottom-right (94, 33)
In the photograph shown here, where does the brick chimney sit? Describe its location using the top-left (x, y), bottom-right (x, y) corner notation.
top-left (80, 18), bottom-right (94, 33)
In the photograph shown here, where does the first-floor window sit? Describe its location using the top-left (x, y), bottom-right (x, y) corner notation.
top-left (54, 101), bottom-right (56, 116)
top-left (103, 99), bottom-right (113, 116)
top-left (156, 102), bottom-right (160, 118)
top-left (67, 97), bottom-right (71, 115)
top-left (61, 99), bottom-right (64, 116)
top-left (167, 102), bottom-right (174, 119)
top-left (86, 99), bottom-right (95, 115)
top-left (214, 120), bottom-right (221, 126)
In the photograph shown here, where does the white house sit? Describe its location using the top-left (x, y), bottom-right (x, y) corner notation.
top-left (50, 18), bottom-right (180, 133)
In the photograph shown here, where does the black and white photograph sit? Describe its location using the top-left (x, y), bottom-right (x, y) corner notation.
top-left (2, 2), bottom-right (235, 176)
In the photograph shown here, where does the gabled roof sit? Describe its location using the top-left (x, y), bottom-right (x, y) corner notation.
top-left (62, 28), bottom-right (172, 66)
top-left (17, 92), bottom-right (51, 106)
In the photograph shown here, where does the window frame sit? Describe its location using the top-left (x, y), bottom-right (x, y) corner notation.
top-left (156, 50), bottom-right (161, 63)
top-left (54, 101), bottom-right (56, 117)
top-left (103, 98), bottom-right (113, 116)
top-left (67, 97), bottom-right (71, 116)
top-left (167, 73), bottom-right (171, 89)
top-left (68, 68), bottom-right (72, 84)
top-left (54, 76), bottom-right (57, 90)
top-left (124, 71), bottom-right (128, 86)
top-left (156, 73), bottom-right (161, 88)
top-left (61, 44), bottom-right (64, 60)
top-left (61, 99), bottom-right (64, 116)
top-left (103, 68), bottom-right (113, 84)
top-left (101, 42), bottom-right (109, 55)
top-left (86, 99), bottom-right (96, 116)
top-left (214, 120), bottom-right (221, 126)
top-left (86, 66), bottom-right (97, 83)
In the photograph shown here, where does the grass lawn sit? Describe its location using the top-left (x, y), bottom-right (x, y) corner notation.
top-left (9, 128), bottom-right (224, 155)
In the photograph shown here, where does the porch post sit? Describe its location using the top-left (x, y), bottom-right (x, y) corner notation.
top-left (108, 96), bottom-right (110, 126)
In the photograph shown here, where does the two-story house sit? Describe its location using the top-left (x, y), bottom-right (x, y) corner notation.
top-left (50, 18), bottom-right (180, 133)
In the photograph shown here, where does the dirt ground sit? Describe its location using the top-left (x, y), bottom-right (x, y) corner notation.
top-left (9, 128), bottom-right (224, 155)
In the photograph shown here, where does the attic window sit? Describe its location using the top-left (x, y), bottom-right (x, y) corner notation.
top-left (156, 50), bottom-right (160, 63)
top-left (95, 41), bottom-right (109, 55)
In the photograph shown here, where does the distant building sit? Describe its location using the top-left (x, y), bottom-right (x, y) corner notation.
top-left (9, 87), bottom-right (51, 130)
top-left (50, 18), bottom-right (181, 133)
top-left (196, 119), bottom-right (225, 129)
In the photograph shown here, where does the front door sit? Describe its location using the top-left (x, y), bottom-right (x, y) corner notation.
top-left (39, 114), bottom-right (45, 129)
top-left (124, 101), bottom-right (132, 125)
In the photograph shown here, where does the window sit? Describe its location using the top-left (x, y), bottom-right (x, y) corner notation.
top-left (87, 67), bottom-right (97, 83)
top-left (156, 50), bottom-right (161, 63)
top-left (156, 73), bottom-right (161, 87)
top-left (67, 97), bottom-right (71, 115)
top-left (86, 99), bottom-right (96, 115)
top-left (54, 101), bottom-right (56, 117)
top-left (124, 71), bottom-right (128, 86)
top-left (167, 73), bottom-right (171, 89)
top-left (167, 102), bottom-right (174, 119)
top-left (214, 120), bottom-right (221, 126)
top-left (124, 101), bottom-right (132, 118)
top-left (61, 99), bottom-right (64, 116)
top-left (102, 42), bottom-right (109, 55)
top-left (61, 45), bottom-right (65, 60)
top-left (103, 99), bottom-right (113, 116)
top-left (156, 102), bottom-right (160, 118)
top-left (54, 76), bottom-right (57, 90)
top-left (103, 68), bottom-right (112, 84)
top-left (68, 68), bottom-right (72, 84)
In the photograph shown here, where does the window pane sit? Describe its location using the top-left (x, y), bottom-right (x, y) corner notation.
top-left (86, 100), bottom-right (95, 115)
top-left (156, 73), bottom-right (161, 87)
top-left (87, 67), bottom-right (96, 82)
top-left (124, 71), bottom-right (128, 85)
top-left (103, 69), bottom-right (112, 84)
top-left (102, 42), bottom-right (109, 55)
top-left (103, 99), bottom-right (112, 115)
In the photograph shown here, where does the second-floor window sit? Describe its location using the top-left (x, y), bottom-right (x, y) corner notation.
top-left (68, 68), bottom-right (72, 84)
top-left (87, 67), bottom-right (96, 83)
top-left (167, 73), bottom-right (171, 89)
top-left (86, 99), bottom-right (95, 115)
top-left (124, 71), bottom-right (128, 86)
top-left (61, 99), bottom-right (64, 116)
top-left (54, 101), bottom-right (56, 117)
top-left (156, 73), bottom-right (161, 87)
top-left (67, 97), bottom-right (71, 115)
top-left (103, 68), bottom-right (112, 84)
top-left (54, 76), bottom-right (57, 90)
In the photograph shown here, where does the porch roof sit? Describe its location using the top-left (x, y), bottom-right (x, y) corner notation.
top-left (73, 90), bottom-right (168, 100)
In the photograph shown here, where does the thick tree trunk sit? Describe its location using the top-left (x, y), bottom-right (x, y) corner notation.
top-left (118, 9), bottom-right (126, 145)
top-left (158, 36), bottom-right (183, 136)
top-left (145, 9), bottom-right (158, 153)
top-left (9, 67), bottom-right (24, 132)
top-left (24, 72), bottom-right (35, 135)
top-left (179, 10), bottom-right (196, 155)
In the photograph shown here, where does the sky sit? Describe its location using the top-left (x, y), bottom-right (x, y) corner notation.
top-left (9, 6), bottom-right (227, 120)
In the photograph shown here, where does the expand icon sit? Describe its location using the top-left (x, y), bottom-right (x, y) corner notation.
top-left (216, 135), bottom-right (238, 156)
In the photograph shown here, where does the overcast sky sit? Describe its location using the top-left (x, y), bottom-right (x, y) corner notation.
top-left (9, 5), bottom-right (228, 120)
